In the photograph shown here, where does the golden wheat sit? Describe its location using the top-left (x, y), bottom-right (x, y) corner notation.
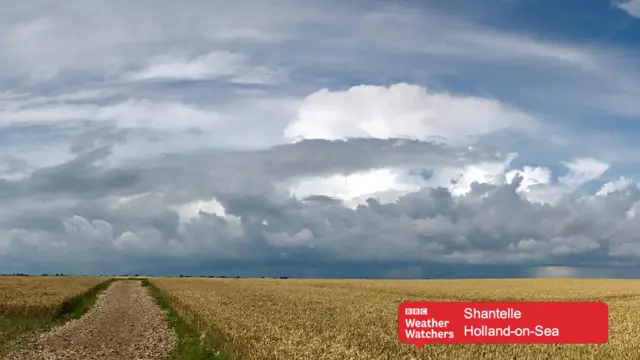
top-left (0, 276), bottom-right (108, 317)
top-left (151, 277), bottom-right (640, 360)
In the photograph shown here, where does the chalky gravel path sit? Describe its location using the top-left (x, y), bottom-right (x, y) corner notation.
top-left (3, 280), bottom-right (176, 360)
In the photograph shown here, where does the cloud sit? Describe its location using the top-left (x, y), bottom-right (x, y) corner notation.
top-left (502, 158), bottom-right (610, 205)
top-left (283, 153), bottom-right (518, 208)
top-left (287, 168), bottom-right (426, 209)
top-left (0, 122), bottom-right (625, 276)
top-left (558, 158), bottom-right (610, 188)
top-left (616, 0), bottom-right (640, 18)
top-left (0, 0), bottom-right (314, 82)
top-left (0, 136), bottom-right (632, 276)
top-left (3, 0), bottom-right (640, 278)
top-left (597, 176), bottom-right (635, 196)
top-left (284, 83), bottom-right (536, 144)
top-left (0, 155), bottom-right (30, 180)
top-left (0, 98), bottom-right (223, 132)
top-left (124, 51), bottom-right (287, 85)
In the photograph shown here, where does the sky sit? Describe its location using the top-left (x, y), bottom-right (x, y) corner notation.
top-left (2, 0), bottom-right (640, 278)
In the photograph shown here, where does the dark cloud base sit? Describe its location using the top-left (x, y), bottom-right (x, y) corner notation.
top-left (3, 137), bottom-right (640, 278)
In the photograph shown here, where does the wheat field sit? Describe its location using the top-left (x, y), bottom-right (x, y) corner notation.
top-left (0, 276), bottom-right (108, 317)
top-left (151, 277), bottom-right (640, 360)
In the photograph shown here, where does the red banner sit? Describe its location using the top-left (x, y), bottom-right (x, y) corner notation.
top-left (398, 301), bottom-right (608, 347)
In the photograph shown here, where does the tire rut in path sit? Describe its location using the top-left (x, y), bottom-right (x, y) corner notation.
top-left (3, 280), bottom-right (177, 360)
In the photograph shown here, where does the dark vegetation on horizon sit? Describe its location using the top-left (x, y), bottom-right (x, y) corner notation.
top-left (0, 273), bottom-right (291, 279)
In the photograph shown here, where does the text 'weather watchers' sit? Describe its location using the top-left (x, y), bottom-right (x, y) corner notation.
top-left (398, 301), bottom-right (608, 347)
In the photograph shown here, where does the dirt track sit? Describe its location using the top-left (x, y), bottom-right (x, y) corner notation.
top-left (3, 280), bottom-right (176, 360)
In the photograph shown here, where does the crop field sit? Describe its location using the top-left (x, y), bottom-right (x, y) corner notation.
top-left (151, 278), bottom-right (640, 360)
top-left (0, 276), bottom-right (110, 354)
top-left (0, 276), bottom-right (107, 316)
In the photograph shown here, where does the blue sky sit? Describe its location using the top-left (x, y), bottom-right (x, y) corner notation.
top-left (2, 0), bottom-right (640, 278)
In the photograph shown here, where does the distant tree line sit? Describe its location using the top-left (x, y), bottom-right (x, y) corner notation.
top-left (0, 272), bottom-right (290, 279)
top-left (0, 273), bottom-right (72, 276)
top-left (179, 274), bottom-right (289, 279)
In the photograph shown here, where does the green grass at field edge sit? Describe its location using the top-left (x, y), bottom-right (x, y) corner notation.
top-left (0, 277), bottom-right (114, 356)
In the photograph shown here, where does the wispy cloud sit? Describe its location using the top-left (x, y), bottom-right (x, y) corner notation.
top-left (616, 0), bottom-right (640, 17)
top-left (0, 98), bottom-right (224, 131)
top-left (123, 51), bottom-right (287, 85)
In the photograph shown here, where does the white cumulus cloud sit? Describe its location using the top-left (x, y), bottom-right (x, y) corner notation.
top-left (283, 83), bottom-right (536, 144)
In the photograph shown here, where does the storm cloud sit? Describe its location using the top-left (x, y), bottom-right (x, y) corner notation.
top-left (3, 0), bottom-right (640, 278)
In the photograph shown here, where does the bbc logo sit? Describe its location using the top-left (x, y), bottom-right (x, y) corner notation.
top-left (405, 308), bottom-right (428, 315)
